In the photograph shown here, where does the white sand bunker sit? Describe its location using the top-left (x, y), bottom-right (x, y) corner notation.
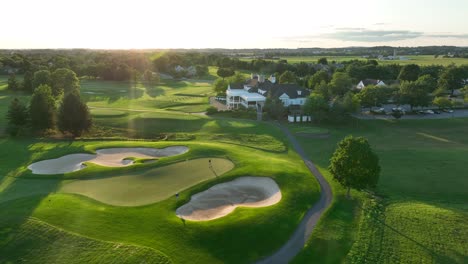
top-left (176, 177), bottom-right (281, 221)
top-left (28, 146), bottom-right (189, 175)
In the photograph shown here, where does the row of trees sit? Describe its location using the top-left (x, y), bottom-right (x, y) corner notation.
top-left (6, 69), bottom-right (92, 137)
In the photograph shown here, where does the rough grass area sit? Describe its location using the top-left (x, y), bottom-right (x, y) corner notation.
top-left (0, 217), bottom-right (171, 264)
top-left (347, 201), bottom-right (468, 264)
top-left (292, 118), bottom-right (468, 263)
top-left (60, 158), bottom-right (234, 206)
top-left (205, 133), bottom-right (286, 152)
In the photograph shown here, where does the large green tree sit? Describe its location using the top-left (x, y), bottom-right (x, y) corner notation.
top-left (329, 72), bottom-right (353, 97)
top-left (58, 92), bottom-right (92, 137)
top-left (308, 70), bottom-right (329, 88)
top-left (303, 93), bottom-right (329, 123)
top-left (398, 64), bottom-right (421, 82)
top-left (51, 68), bottom-right (80, 97)
top-left (216, 68), bottom-right (235, 80)
top-left (7, 74), bottom-right (19, 91)
top-left (279, 70), bottom-right (297, 84)
top-left (213, 78), bottom-right (228, 96)
top-left (329, 136), bottom-right (380, 198)
top-left (29, 84), bottom-right (56, 131)
top-left (357, 85), bottom-right (390, 109)
top-left (32, 70), bottom-right (52, 90)
top-left (436, 65), bottom-right (465, 96)
top-left (22, 71), bottom-right (34, 93)
top-left (399, 76), bottom-right (432, 110)
top-left (263, 96), bottom-right (286, 120)
top-left (6, 98), bottom-right (29, 136)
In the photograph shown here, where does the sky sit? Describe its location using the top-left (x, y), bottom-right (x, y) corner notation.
top-left (2, 0), bottom-right (468, 49)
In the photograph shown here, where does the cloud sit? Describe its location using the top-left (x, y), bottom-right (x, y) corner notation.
top-left (373, 23), bottom-right (389, 26)
top-left (322, 29), bottom-right (423, 42)
top-left (427, 33), bottom-right (468, 39)
top-left (280, 28), bottom-right (468, 44)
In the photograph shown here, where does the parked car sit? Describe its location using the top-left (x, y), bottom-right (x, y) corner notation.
top-left (372, 108), bottom-right (386, 114)
top-left (425, 109), bottom-right (434, 114)
top-left (418, 110), bottom-right (426, 114)
top-left (392, 107), bottom-right (406, 113)
top-left (434, 110), bottom-right (441, 114)
top-left (442, 109), bottom-right (454, 113)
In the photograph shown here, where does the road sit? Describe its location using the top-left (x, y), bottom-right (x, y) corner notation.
top-left (256, 125), bottom-right (333, 264)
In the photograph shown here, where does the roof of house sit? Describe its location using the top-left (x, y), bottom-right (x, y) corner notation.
top-left (229, 79), bottom-right (310, 99)
top-left (361, 79), bottom-right (381, 86)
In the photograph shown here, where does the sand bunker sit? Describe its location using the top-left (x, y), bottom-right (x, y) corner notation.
top-left (176, 177), bottom-right (281, 221)
top-left (28, 146), bottom-right (189, 175)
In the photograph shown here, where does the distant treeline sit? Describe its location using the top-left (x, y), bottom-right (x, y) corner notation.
top-left (1, 49), bottom-right (468, 86)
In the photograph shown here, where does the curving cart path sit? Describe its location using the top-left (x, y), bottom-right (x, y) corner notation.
top-left (256, 125), bottom-right (333, 264)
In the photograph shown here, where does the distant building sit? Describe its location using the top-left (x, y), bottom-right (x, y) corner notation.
top-left (226, 74), bottom-right (310, 109)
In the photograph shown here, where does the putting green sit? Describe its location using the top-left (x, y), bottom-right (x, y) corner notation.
top-left (60, 158), bottom-right (234, 206)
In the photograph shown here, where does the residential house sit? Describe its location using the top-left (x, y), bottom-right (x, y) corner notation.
top-left (226, 74), bottom-right (310, 110)
top-left (356, 79), bottom-right (386, 90)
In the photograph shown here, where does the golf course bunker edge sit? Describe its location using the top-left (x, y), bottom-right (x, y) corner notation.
top-left (176, 176), bottom-right (282, 221)
top-left (28, 146), bottom-right (189, 174)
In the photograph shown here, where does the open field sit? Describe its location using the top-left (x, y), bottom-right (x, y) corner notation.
top-left (0, 115), bottom-right (319, 264)
top-left (241, 55), bottom-right (468, 66)
top-left (292, 118), bottom-right (468, 263)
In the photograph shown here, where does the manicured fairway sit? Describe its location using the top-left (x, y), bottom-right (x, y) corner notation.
top-left (61, 158), bottom-right (235, 206)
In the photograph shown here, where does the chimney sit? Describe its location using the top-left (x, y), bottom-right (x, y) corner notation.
top-left (270, 75), bottom-right (276, 84)
top-left (258, 75), bottom-right (265, 83)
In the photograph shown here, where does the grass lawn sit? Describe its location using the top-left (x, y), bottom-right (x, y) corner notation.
top-left (60, 158), bottom-right (235, 206)
top-left (292, 118), bottom-right (468, 263)
top-left (0, 114), bottom-right (319, 264)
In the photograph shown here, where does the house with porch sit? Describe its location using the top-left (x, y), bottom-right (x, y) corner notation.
top-left (226, 74), bottom-right (310, 110)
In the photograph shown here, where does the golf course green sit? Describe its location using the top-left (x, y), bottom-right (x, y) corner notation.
top-left (61, 158), bottom-right (235, 206)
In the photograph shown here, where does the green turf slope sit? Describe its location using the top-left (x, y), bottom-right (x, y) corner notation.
top-left (0, 217), bottom-right (170, 264)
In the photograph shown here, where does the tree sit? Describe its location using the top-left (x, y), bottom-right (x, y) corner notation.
top-left (303, 93), bottom-right (329, 123)
top-left (22, 71), bottom-right (34, 93)
top-left (213, 78), bottom-right (228, 96)
top-left (318, 57), bottom-right (328, 65)
top-left (7, 74), bottom-right (19, 91)
top-left (29, 84), bottom-right (56, 131)
top-left (398, 64), bottom-right (421, 82)
top-left (314, 81), bottom-right (331, 101)
top-left (216, 68), bottom-right (235, 80)
top-left (399, 77), bottom-right (432, 110)
top-left (330, 72), bottom-right (353, 97)
top-left (357, 85), bottom-right (389, 109)
top-left (263, 96), bottom-right (286, 120)
top-left (329, 136), bottom-right (380, 198)
top-left (58, 92), bottom-right (92, 137)
top-left (436, 65), bottom-right (465, 96)
top-left (51, 68), bottom-right (80, 97)
top-left (228, 72), bottom-right (246, 84)
top-left (308, 70), bottom-right (329, 88)
top-left (279, 70), bottom-right (297, 84)
top-left (433, 97), bottom-right (452, 109)
top-left (6, 98), bottom-right (29, 136)
top-left (143, 70), bottom-right (159, 84)
top-left (32, 70), bottom-right (52, 90)
top-left (195, 65), bottom-right (209, 78)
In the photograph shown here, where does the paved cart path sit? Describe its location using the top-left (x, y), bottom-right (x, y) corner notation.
top-left (256, 125), bottom-right (333, 264)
